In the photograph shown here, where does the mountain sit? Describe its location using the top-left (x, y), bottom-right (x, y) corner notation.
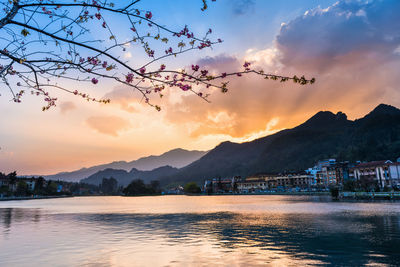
top-left (45, 149), bottom-right (207, 182)
top-left (81, 166), bottom-right (179, 187)
top-left (157, 104), bottom-right (400, 186)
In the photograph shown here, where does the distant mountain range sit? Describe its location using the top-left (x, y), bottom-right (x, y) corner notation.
top-left (81, 166), bottom-right (179, 186)
top-left (45, 148), bottom-right (207, 182)
top-left (54, 103), bottom-right (400, 188)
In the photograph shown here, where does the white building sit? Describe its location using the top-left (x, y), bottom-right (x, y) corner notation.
top-left (350, 160), bottom-right (400, 189)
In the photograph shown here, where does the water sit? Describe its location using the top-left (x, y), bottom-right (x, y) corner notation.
top-left (1, 195), bottom-right (400, 266)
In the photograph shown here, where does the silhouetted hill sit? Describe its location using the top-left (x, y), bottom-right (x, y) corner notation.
top-left (81, 166), bottom-right (179, 186)
top-left (44, 149), bottom-right (206, 182)
top-left (158, 104), bottom-right (400, 186)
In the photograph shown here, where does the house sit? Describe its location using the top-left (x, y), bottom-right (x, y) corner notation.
top-left (23, 178), bottom-right (36, 191)
top-left (307, 159), bottom-right (338, 186)
top-left (237, 175), bottom-right (274, 193)
top-left (236, 173), bottom-right (314, 193)
top-left (0, 176), bottom-right (10, 188)
top-left (350, 160), bottom-right (400, 189)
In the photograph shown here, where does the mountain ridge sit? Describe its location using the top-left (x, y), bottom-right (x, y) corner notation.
top-left (54, 103), bottom-right (400, 187)
top-left (156, 103), bottom-right (400, 186)
top-left (44, 148), bottom-right (207, 182)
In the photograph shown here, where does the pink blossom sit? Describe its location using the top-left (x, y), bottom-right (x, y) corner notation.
top-left (191, 65), bottom-right (200, 71)
top-left (180, 84), bottom-right (191, 91)
top-left (125, 73), bottom-right (134, 83)
top-left (140, 67), bottom-right (146, 74)
top-left (91, 78), bottom-right (98, 84)
top-left (145, 11), bottom-right (152, 19)
top-left (165, 47), bottom-right (173, 54)
top-left (95, 13), bottom-right (101, 20)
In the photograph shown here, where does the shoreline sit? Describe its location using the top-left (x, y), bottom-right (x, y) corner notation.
top-left (0, 195), bottom-right (73, 201)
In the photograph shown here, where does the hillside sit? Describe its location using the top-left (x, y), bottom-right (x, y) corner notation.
top-left (158, 104), bottom-right (400, 186)
top-left (81, 166), bottom-right (179, 186)
top-left (44, 149), bottom-right (207, 182)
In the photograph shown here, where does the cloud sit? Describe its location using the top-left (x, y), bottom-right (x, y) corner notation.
top-left (163, 0), bottom-right (400, 140)
top-left (276, 0), bottom-right (400, 71)
top-left (86, 115), bottom-right (131, 136)
top-left (197, 54), bottom-right (241, 73)
top-left (103, 86), bottom-right (139, 113)
top-left (59, 101), bottom-right (76, 114)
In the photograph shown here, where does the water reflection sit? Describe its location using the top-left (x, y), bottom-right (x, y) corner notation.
top-left (1, 197), bottom-right (400, 266)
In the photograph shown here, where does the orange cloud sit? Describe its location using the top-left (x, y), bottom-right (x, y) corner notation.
top-left (86, 115), bottom-right (131, 136)
top-left (160, 0), bottom-right (400, 140)
top-left (103, 86), bottom-right (140, 113)
top-left (59, 101), bottom-right (77, 114)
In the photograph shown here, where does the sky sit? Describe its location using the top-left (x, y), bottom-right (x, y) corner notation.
top-left (1, 0), bottom-right (400, 175)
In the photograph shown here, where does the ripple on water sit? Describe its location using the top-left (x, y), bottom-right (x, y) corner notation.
top-left (0, 196), bottom-right (400, 266)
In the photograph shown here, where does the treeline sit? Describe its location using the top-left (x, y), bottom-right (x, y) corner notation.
top-left (123, 179), bottom-right (161, 196)
top-left (0, 171), bottom-right (99, 197)
top-left (1, 171), bottom-right (203, 198)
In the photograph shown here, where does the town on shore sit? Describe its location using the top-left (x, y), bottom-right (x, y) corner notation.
top-left (1, 156), bottom-right (400, 200)
top-left (201, 157), bottom-right (400, 198)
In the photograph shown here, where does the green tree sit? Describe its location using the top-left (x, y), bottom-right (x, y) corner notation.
top-left (100, 177), bottom-right (118, 195)
top-left (34, 176), bottom-right (45, 195)
top-left (330, 185), bottom-right (339, 199)
top-left (123, 179), bottom-right (149, 196)
top-left (184, 182), bottom-right (201, 194)
top-left (7, 171), bottom-right (17, 192)
top-left (149, 180), bottom-right (161, 194)
top-left (46, 181), bottom-right (58, 195)
top-left (343, 180), bottom-right (356, 192)
top-left (16, 180), bottom-right (29, 196)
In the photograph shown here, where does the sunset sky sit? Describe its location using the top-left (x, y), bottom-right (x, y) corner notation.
top-left (1, 0), bottom-right (400, 175)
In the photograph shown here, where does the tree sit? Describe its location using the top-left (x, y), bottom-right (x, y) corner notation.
top-left (100, 177), bottom-right (118, 194)
top-left (184, 182), bottom-right (201, 194)
top-left (343, 180), bottom-right (356, 192)
top-left (7, 171), bottom-right (17, 192)
top-left (16, 180), bottom-right (29, 196)
top-left (0, 1), bottom-right (313, 111)
top-left (45, 180), bottom-right (58, 195)
top-left (34, 176), bottom-right (45, 194)
top-left (149, 180), bottom-right (161, 194)
top-left (123, 179), bottom-right (156, 196)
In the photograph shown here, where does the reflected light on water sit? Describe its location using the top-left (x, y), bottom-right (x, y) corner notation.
top-left (1, 195), bottom-right (400, 266)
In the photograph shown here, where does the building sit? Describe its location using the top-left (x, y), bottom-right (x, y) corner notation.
top-left (306, 159), bottom-right (353, 187)
top-left (307, 159), bottom-right (338, 186)
top-left (22, 178), bottom-right (36, 191)
top-left (0, 175), bottom-right (16, 192)
top-left (335, 162), bottom-right (352, 185)
top-left (204, 177), bottom-right (239, 194)
top-left (350, 160), bottom-right (400, 189)
top-left (389, 163), bottom-right (400, 188)
top-left (236, 175), bottom-right (274, 193)
top-left (0, 176), bottom-right (9, 188)
top-left (236, 173), bottom-right (314, 193)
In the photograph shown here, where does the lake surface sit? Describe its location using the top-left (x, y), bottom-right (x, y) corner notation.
top-left (1, 195), bottom-right (400, 266)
